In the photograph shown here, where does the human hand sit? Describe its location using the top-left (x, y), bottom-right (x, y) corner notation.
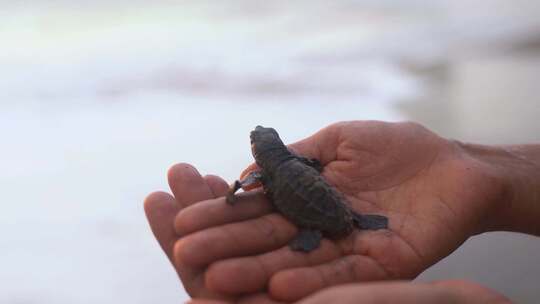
top-left (144, 163), bottom-right (234, 300)
top-left (172, 121), bottom-right (511, 301)
top-left (295, 280), bottom-right (511, 304)
top-left (187, 280), bottom-right (511, 304)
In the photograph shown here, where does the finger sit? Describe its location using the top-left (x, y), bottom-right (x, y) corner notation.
top-left (168, 163), bottom-right (215, 208)
top-left (238, 293), bottom-right (285, 304)
top-left (144, 192), bottom-right (226, 299)
top-left (144, 191), bottom-right (179, 262)
top-left (204, 174), bottom-right (229, 197)
top-left (430, 280), bottom-right (512, 303)
top-left (297, 281), bottom-right (511, 304)
top-left (165, 164), bottom-right (227, 298)
top-left (174, 191), bottom-right (273, 235)
top-left (174, 213), bottom-right (297, 267)
top-left (269, 255), bottom-right (388, 301)
top-left (296, 282), bottom-right (438, 304)
top-left (187, 294), bottom-right (284, 304)
top-left (287, 123), bottom-right (342, 165)
top-left (186, 300), bottom-right (229, 304)
top-left (205, 239), bottom-right (342, 294)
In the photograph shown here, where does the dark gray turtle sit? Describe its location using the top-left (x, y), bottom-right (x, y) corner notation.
top-left (227, 126), bottom-right (388, 252)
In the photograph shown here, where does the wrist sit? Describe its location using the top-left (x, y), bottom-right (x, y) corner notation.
top-left (461, 143), bottom-right (540, 235)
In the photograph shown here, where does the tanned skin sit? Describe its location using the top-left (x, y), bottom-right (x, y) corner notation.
top-left (145, 121), bottom-right (538, 303)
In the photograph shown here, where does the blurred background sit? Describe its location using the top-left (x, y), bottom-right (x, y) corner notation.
top-left (1, 1), bottom-right (539, 303)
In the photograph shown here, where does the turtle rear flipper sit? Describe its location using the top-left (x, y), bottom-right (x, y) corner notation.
top-left (289, 229), bottom-right (322, 252)
top-left (352, 212), bottom-right (388, 230)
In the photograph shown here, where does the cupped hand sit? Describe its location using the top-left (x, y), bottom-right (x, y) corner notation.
top-left (188, 280), bottom-right (511, 304)
top-left (150, 121), bottom-right (508, 301)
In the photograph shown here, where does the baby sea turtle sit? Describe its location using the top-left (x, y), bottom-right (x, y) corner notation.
top-left (227, 126), bottom-right (388, 252)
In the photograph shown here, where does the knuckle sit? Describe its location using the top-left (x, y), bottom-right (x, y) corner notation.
top-left (346, 256), bottom-right (364, 281)
top-left (253, 256), bottom-right (271, 281)
top-left (252, 215), bottom-right (280, 244)
top-left (173, 238), bottom-right (185, 266)
top-left (173, 236), bottom-right (201, 266)
top-left (219, 224), bottom-right (243, 249)
top-left (315, 265), bottom-right (331, 288)
top-left (252, 214), bottom-right (295, 246)
top-left (327, 256), bottom-right (362, 283)
top-left (173, 210), bottom-right (189, 235)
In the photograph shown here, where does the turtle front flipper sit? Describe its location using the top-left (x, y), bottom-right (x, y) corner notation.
top-left (289, 229), bottom-right (322, 252)
top-left (296, 156), bottom-right (323, 172)
top-left (226, 170), bottom-right (264, 205)
top-left (352, 212), bottom-right (388, 230)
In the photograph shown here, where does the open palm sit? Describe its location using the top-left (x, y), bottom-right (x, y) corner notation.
top-left (146, 121), bottom-right (504, 302)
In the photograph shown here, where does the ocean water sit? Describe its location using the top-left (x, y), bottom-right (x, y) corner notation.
top-left (1, 1), bottom-right (540, 303)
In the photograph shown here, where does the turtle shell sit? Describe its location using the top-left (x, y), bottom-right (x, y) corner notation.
top-left (263, 159), bottom-right (354, 239)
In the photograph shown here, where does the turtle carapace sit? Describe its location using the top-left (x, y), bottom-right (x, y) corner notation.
top-left (227, 126), bottom-right (388, 252)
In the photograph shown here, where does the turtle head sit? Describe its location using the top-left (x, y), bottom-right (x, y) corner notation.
top-left (250, 125), bottom-right (282, 147)
top-left (250, 126), bottom-right (286, 160)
